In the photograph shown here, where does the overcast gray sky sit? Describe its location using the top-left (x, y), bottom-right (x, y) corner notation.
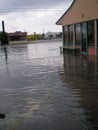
top-left (0, 0), bottom-right (73, 34)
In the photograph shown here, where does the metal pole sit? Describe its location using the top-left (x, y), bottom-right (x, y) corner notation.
top-left (2, 20), bottom-right (5, 33)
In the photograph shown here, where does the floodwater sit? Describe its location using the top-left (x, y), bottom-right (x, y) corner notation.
top-left (0, 42), bottom-right (98, 130)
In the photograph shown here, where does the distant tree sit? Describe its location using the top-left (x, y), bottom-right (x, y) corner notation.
top-left (27, 33), bottom-right (42, 41)
top-left (42, 33), bottom-right (45, 39)
top-left (49, 34), bottom-right (53, 39)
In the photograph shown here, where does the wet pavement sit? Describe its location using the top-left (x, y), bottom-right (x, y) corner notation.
top-left (0, 42), bottom-right (98, 130)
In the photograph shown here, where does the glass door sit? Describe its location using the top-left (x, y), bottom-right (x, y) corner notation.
top-left (81, 22), bottom-right (88, 54)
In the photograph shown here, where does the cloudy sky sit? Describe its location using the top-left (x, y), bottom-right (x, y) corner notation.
top-left (0, 0), bottom-right (73, 34)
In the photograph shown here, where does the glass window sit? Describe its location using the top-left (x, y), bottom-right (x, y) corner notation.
top-left (81, 22), bottom-right (87, 52)
top-left (97, 20), bottom-right (98, 48)
top-left (87, 21), bottom-right (95, 46)
top-left (63, 26), bottom-right (68, 45)
top-left (69, 25), bottom-right (73, 45)
top-left (75, 23), bottom-right (81, 45)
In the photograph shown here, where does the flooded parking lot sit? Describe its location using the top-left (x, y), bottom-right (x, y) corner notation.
top-left (0, 41), bottom-right (98, 130)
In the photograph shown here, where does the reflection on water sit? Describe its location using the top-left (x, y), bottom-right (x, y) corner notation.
top-left (63, 53), bottom-right (98, 129)
top-left (0, 43), bottom-right (98, 130)
top-left (1, 46), bottom-right (8, 60)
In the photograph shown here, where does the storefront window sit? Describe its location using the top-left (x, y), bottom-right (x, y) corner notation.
top-left (97, 19), bottom-right (98, 47)
top-left (87, 21), bottom-right (95, 46)
top-left (75, 23), bottom-right (81, 45)
top-left (63, 26), bottom-right (68, 45)
top-left (69, 25), bottom-right (73, 45)
top-left (97, 20), bottom-right (98, 55)
top-left (81, 22), bottom-right (87, 52)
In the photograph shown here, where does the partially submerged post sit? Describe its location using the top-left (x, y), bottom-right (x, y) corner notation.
top-left (0, 112), bottom-right (5, 119)
top-left (1, 20), bottom-right (9, 45)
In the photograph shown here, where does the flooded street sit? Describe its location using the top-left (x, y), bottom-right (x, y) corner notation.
top-left (0, 41), bottom-right (98, 130)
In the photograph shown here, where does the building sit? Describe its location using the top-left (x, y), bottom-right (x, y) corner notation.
top-left (56, 0), bottom-right (98, 55)
top-left (8, 31), bottom-right (27, 41)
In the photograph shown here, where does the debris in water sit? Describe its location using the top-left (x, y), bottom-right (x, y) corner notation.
top-left (0, 113), bottom-right (5, 119)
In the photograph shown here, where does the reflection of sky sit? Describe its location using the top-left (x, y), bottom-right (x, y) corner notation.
top-left (27, 42), bottom-right (63, 66)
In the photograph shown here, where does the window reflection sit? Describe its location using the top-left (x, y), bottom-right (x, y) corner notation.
top-left (69, 25), bottom-right (73, 45)
top-left (75, 23), bottom-right (81, 45)
top-left (88, 21), bottom-right (95, 46)
top-left (81, 22), bottom-right (87, 52)
top-left (63, 26), bottom-right (68, 45)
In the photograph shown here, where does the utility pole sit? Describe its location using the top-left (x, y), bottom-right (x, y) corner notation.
top-left (42, 28), bottom-right (45, 39)
top-left (1, 20), bottom-right (9, 45)
top-left (2, 20), bottom-right (5, 33)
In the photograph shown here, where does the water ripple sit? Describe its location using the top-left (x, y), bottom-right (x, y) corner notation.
top-left (0, 43), bottom-right (98, 130)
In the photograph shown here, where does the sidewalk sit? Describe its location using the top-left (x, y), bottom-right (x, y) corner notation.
top-left (0, 38), bottom-right (62, 46)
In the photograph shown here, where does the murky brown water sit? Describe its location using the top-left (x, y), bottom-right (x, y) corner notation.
top-left (0, 42), bottom-right (98, 130)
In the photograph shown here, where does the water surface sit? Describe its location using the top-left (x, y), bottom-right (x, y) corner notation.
top-left (0, 42), bottom-right (98, 130)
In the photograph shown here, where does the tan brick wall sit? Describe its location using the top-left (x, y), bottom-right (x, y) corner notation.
top-left (57, 0), bottom-right (98, 25)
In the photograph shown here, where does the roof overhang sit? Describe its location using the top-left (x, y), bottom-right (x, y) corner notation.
top-left (56, 0), bottom-right (75, 25)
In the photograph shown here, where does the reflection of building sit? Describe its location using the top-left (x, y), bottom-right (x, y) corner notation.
top-left (62, 53), bottom-right (98, 128)
top-left (56, 0), bottom-right (98, 55)
top-left (8, 31), bottom-right (27, 41)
